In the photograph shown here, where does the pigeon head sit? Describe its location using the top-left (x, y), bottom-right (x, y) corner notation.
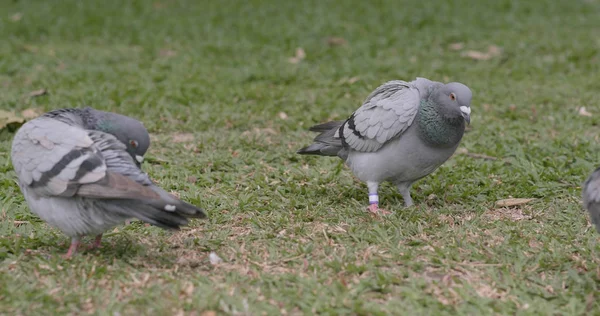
top-left (433, 82), bottom-right (472, 125)
top-left (84, 108), bottom-right (151, 167)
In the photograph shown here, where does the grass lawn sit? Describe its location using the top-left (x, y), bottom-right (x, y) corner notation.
top-left (1, 0), bottom-right (600, 314)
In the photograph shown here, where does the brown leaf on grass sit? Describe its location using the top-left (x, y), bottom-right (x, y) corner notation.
top-left (171, 133), bottom-right (194, 143)
top-left (326, 37), bottom-right (347, 46)
top-left (187, 176), bottom-right (197, 184)
top-left (495, 198), bottom-right (534, 207)
top-left (448, 42), bottom-right (464, 51)
top-left (10, 13), bottom-right (23, 22)
top-left (462, 45), bottom-right (502, 61)
top-left (21, 108), bottom-right (42, 119)
top-left (278, 112), bottom-right (288, 120)
top-left (348, 76), bottom-right (360, 84)
top-left (0, 110), bottom-right (25, 132)
top-left (288, 48), bottom-right (306, 64)
top-left (159, 49), bottom-right (177, 57)
top-left (485, 207), bottom-right (532, 222)
top-left (241, 127), bottom-right (277, 137)
top-left (578, 107), bottom-right (592, 117)
top-left (181, 282), bottom-right (194, 297)
top-left (29, 89), bottom-right (47, 98)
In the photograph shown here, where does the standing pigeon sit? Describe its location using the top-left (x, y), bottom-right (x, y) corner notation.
top-left (582, 167), bottom-right (600, 232)
top-left (11, 107), bottom-right (206, 258)
top-left (297, 78), bottom-right (472, 214)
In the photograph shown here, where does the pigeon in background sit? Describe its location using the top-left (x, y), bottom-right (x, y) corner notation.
top-left (11, 107), bottom-right (206, 258)
top-left (298, 78), bottom-right (472, 214)
top-left (582, 167), bottom-right (600, 232)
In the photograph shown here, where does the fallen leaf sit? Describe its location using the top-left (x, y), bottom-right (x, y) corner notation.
top-left (348, 76), bottom-right (360, 84)
top-left (171, 133), bottom-right (194, 143)
top-left (461, 45), bottom-right (502, 61)
top-left (488, 44), bottom-right (501, 54)
top-left (288, 48), bottom-right (306, 64)
top-left (209, 252), bottom-right (223, 265)
top-left (326, 37), bottom-right (347, 46)
top-left (29, 89), bottom-right (47, 98)
top-left (10, 13), bottom-right (22, 22)
top-left (462, 50), bottom-right (490, 60)
top-left (449, 42), bottom-right (464, 51)
top-left (201, 312), bottom-right (217, 316)
top-left (278, 112), bottom-right (288, 120)
top-left (495, 198), bottom-right (534, 207)
top-left (159, 49), bottom-right (177, 57)
top-left (187, 176), bottom-right (197, 184)
top-left (0, 110), bottom-right (25, 132)
top-left (579, 107), bottom-right (592, 117)
top-left (21, 108), bottom-right (42, 119)
top-left (182, 282), bottom-right (194, 296)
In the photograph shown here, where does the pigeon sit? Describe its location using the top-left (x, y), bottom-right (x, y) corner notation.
top-left (297, 78), bottom-right (472, 214)
top-left (11, 107), bottom-right (206, 258)
top-left (582, 167), bottom-right (600, 233)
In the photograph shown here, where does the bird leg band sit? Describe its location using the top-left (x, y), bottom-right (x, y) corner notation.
top-left (369, 194), bottom-right (379, 205)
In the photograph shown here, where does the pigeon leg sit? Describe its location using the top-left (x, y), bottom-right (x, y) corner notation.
top-left (89, 234), bottom-right (103, 250)
top-left (367, 181), bottom-right (391, 215)
top-left (396, 182), bottom-right (414, 207)
top-left (63, 237), bottom-right (81, 259)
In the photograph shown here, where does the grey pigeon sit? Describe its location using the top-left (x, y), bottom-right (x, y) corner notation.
top-left (11, 107), bottom-right (206, 258)
top-left (582, 167), bottom-right (600, 232)
top-left (297, 78), bottom-right (472, 214)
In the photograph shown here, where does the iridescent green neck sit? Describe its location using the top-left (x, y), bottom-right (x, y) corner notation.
top-left (417, 99), bottom-right (465, 148)
top-left (95, 120), bottom-right (114, 133)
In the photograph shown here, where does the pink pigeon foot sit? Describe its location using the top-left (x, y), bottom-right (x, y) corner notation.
top-left (63, 239), bottom-right (81, 259)
top-left (367, 203), bottom-right (392, 216)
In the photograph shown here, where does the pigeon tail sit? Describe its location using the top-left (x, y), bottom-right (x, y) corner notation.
top-left (297, 121), bottom-right (346, 158)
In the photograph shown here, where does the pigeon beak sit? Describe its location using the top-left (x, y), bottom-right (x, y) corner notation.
top-left (460, 106), bottom-right (471, 125)
top-left (135, 155), bottom-right (144, 164)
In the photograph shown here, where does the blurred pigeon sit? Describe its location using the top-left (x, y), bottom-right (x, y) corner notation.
top-left (11, 107), bottom-right (206, 258)
top-left (298, 78), bottom-right (472, 214)
top-left (582, 167), bottom-right (600, 232)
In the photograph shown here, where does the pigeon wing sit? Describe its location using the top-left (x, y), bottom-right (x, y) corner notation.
top-left (338, 80), bottom-right (422, 152)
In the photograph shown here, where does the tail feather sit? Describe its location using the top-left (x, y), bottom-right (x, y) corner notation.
top-left (104, 201), bottom-right (190, 230)
top-left (146, 186), bottom-right (207, 219)
top-left (297, 121), bottom-right (345, 157)
top-left (309, 121), bottom-right (345, 132)
top-left (104, 186), bottom-right (207, 230)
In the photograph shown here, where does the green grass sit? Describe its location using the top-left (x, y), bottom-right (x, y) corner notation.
top-left (1, 0), bottom-right (600, 314)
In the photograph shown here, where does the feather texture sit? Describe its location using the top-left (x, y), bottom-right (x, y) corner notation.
top-left (11, 108), bottom-right (206, 243)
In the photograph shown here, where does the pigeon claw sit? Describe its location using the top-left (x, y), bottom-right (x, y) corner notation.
top-left (63, 241), bottom-right (81, 259)
top-left (367, 204), bottom-right (392, 216)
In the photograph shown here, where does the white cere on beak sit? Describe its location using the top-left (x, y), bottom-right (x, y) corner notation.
top-left (460, 106), bottom-right (471, 115)
top-left (136, 155), bottom-right (144, 163)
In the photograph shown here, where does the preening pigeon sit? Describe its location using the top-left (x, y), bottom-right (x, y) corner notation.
top-left (11, 107), bottom-right (206, 258)
top-left (582, 167), bottom-right (600, 233)
top-left (298, 78), bottom-right (472, 214)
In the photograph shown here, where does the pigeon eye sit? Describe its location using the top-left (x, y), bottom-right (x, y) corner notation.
top-left (449, 93), bottom-right (457, 101)
top-left (130, 140), bottom-right (138, 148)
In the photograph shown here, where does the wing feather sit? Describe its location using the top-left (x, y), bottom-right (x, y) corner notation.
top-left (339, 80), bottom-right (422, 152)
